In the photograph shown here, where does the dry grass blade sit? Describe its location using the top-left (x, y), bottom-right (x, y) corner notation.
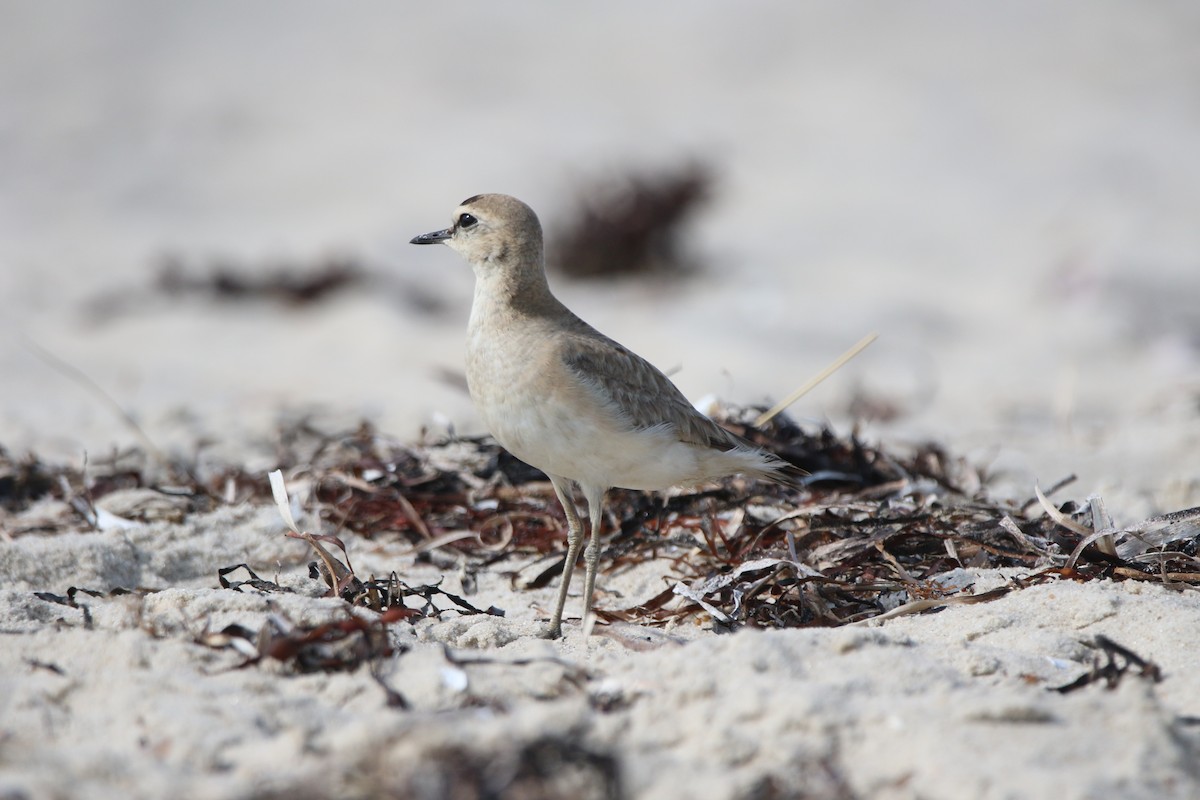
top-left (754, 333), bottom-right (878, 427)
top-left (850, 586), bottom-right (1012, 624)
top-left (1035, 483), bottom-right (1092, 538)
top-left (23, 338), bottom-right (167, 464)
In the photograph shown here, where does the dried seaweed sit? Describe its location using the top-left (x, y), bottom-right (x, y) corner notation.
top-left (246, 412), bottom-right (1194, 632)
top-left (79, 246), bottom-right (456, 335)
top-left (196, 606), bottom-right (411, 674)
top-left (571, 409), bottom-right (1200, 631)
top-left (550, 163), bottom-right (713, 279)
top-left (217, 564), bottom-right (294, 595)
top-left (32, 586), bottom-right (138, 629)
top-left (33, 587), bottom-right (99, 628)
top-left (1051, 635), bottom-right (1164, 693)
top-left (155, 254), bottom-right (364, 306)
top-left (269, 469), bottom-right (505, 619)
top-left (9, 406), bottom-right (1200, 634)
top-left (25, 658), bottom-right (67, 676)
top-left (0, 448), bottom-right (56, 512)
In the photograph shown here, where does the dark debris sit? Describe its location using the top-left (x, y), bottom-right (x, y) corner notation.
top-left (1052, 635), bottom-right (1164, 693)
top-left (32, 586), bottom-right (141, 629)
top-left (197, 607), bottom-right (411, 674)
top-left (155, 254), bottom-right (364, 306)
top-left (550, 163), bottom-right (714, 279)
top-left (218, 564), bottom-right (295, 595)
top-left (0, 449), bottom-right (56, 511)
top-left (417, 735), bottom-right (622, 800)
top-left (10, 407), bottom-right (1200, 633)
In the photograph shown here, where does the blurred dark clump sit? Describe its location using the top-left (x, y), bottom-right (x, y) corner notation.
top-left (0, 448), bottom-right (56, 512)
top-left (550, 162), bottom-right (714, 279)
top-left (83, 251), bottom-right (448, 325)
top-left (156, 254), bottom-right (365, 306)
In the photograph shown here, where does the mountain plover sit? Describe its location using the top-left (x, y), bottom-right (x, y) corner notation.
top-left (412, 193), bottom-right (802, 638)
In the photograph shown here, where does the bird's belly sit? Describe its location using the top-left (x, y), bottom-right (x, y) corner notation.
top-left (498, 410), bottom-right (700, 490)
top-left (475, 388), bottom-right (703, 491)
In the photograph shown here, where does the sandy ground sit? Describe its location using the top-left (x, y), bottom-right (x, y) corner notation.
top-left (2, 2), bottom-right (1200, 798)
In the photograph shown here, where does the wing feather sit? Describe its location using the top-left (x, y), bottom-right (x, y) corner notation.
top-left (557, 329), bottom-right (741, 452)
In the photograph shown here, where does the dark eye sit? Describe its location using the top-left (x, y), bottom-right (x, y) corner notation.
top-left (458, 213), bottom-right (478, 229)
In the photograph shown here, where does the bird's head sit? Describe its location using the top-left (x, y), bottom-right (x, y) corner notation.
top-left (411, 193), bottom-right (544, 271)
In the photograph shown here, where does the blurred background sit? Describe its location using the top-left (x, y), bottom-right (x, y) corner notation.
top-left (1, 1), bottom-right (1197, 513)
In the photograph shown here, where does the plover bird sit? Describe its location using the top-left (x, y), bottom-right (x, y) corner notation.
top-left (412, 194), bottom-right (802, 638)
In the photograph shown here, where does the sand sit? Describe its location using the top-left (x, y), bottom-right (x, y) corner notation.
top-left (2, 2), bottom-right (1199, 798)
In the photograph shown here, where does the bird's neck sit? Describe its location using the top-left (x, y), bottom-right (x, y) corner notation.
top-left (469, 257), bottom-right (564, 329)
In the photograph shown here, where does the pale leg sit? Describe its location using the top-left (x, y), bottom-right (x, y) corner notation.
top-left (579, 483), bottom-right (607, 631)
top-left (544, 475), bottom-right (584, 639)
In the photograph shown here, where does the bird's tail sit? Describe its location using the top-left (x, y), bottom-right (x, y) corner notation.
top-left (730, 445), bottom-right (807, 490)
top-left (758, 456), bottom-right (808, 489)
